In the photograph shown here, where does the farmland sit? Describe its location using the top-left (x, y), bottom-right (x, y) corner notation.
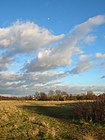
top-left (0, 100), bottom-right (105, 140)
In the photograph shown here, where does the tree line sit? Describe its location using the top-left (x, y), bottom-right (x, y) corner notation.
top-left (0, 90), bottom-right (102, 101)
top-left (0, 91), bottom-right (105, 123)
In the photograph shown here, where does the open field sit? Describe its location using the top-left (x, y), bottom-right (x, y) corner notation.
top-left (0, 100), bottom-right (105, 140)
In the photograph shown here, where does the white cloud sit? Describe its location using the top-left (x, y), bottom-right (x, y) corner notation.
top-left (0, 39), bottom-right (11, 47)
top-left (23, 15), bottom-right (105, 72)
top-left (83, 35), bottom-right (96, 44)
top-left (0, 71), bottom-right (105, 96)
top-left (79, 54), bottom-right (89, 61)
top-left (70, 61), bottom-right (93, 74)
top-left (72, 15), bottom-right (105, 33)
top-left (96, 53), bottom-right (105, 58)
top-left (0, 72), bottom-right (21, 82)
top-left (0, 70), bottom-right (64, 95)
top-left (0, 55), bottom-right (13, 71)
top-left (0, 21), bottom-right (64, 52)
top-left (0, 15), bottom-right (105, 95)
top-left (24, 46), bottom-right (82, 72)
top-left (0, 21), bottom-right (64, 71)
top-left (50, 85), bottom-right (105, 94)
top-left (0, 15), bottom-right (105, 71)
top-left (0, 15), bottom-right (105, 72)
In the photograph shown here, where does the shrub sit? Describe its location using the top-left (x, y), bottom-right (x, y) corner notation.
top-left (74, 93), bottom-right (105, 123)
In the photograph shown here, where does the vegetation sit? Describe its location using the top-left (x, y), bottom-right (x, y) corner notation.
top-left (74, 93), bottom-right (105, 123)
top-left (0, 90), bottom-right (97, 101)
top-left (0, 98), bottom-right (105, 140)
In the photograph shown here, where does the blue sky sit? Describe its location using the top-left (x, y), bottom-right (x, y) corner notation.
top-left (0, 0), bottom-right (105, 96)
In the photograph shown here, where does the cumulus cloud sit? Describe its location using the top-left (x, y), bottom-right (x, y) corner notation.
top-left (0, 21), bottom-right (64, 51)
top-left (23, 15), bottom-right (105, 72)
top-left (0, 15), bottom-right (105, 95)
top-left (0, 70), bottom-right (105, 96)
top-left (72, 15), bottom-right (105, 33)
top-left (0, 55), bottom-right (13, 71)
top-left (0, 70), bottom-right (64, 95)
top-left (83, 35), bottom-right (96, 44)
top-left (96, 53), bottom-right (105, 58)
top-left (0, 15), bottom-right (105, 72)
top-left (0, 21), bottom-right (64, 71)
top-left (79, 54), bottom-right (89, 61)
top-left (24, 46), bottom-right (82, 72)
top-left (1, 71), bottom-right (105, 95)
top-left (70, 61), bottom-right (93, 74)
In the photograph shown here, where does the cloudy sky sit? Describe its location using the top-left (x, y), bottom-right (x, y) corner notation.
top-left (0, 0), bottom-right (105, 96)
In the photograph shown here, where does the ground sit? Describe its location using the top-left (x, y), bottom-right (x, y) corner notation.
top-left (0, 100), bottom-right (105, 140)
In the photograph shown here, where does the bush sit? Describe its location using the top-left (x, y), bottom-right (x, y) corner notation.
top-left (74, 93), bottom-right (105, 123)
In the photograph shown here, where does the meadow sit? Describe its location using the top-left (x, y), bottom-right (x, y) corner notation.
top-left (0, 100), bottom-right (105, 140)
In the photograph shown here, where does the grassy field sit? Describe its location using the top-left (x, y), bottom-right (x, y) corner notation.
top-left (0, 100), bottom-right (105, 140)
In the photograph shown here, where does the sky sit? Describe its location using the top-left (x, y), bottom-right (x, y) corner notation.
top-left (0, 0), bottom-right (105, 96)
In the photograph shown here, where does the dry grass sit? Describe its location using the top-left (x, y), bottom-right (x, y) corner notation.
top-left (83, 133), bottom-right (96, 140)
top-left (0, 100), bottom-right (105, 140)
